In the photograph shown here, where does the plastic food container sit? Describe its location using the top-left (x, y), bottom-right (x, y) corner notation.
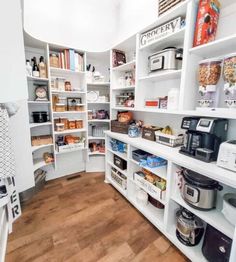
top-left (136, 189), bottom-right (148, 206)
top-left (55, 103), bottom-right (66, 112)
top-left (198, 58), bottom-right (222, 89)
top-left (75, 104), bottom-right (83, 111)
top-left (75, 119), bottom-right (83, 129)
top-left (223, 53), bottom-right (236, 85)
top-left (60, 117), bottom-right (68, 129)
top-left (56, 123), bottom-right (65, 132)
top-left (68, 119), bottom-right (76, 129)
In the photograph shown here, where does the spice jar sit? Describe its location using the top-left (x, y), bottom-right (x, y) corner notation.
top-left (75, 119), bottom-right (83, 129)
top-left (65, 81), bottom-right (72, 91)
top-left (198, 58), bottom-right (222, 108)
top-left (68, 119), bottom-right (76, 129)
top-left (75, 104), bottom-right (84, 111)
top-left (55, 103), bottom-right (66, 112)
top-left (56, 123), bottom-right (65, 132)
top-left (59, 117), bottom-right (68, 129)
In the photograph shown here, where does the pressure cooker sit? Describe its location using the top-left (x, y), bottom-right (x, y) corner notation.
top-left (176, 208), bottom-right (204, 246)
top-left (180, 169), bottom-right (223, 210)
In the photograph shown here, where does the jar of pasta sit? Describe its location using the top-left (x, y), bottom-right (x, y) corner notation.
top-left (68, 119), bottom-right (76, 129)
top-left (75, 119), bottom-right (83, 129)
top-left (56, 123), bottom-right (65, 132)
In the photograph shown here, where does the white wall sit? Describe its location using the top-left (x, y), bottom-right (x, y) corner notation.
top-left (23, 0), bottom-right (158, 52)
top-left (0, 0), bottom-right (28, 103)
top-left (24, 0), bottom-right (119, 52)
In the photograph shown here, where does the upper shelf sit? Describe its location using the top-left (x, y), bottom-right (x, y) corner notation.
top-left (27, 76), bottom-right (49, 82)
top-left (189, 34), bottom-right (236, 58)
top-left (112, 60), bottom-right (135, 72)
top-left (87, 82), bottom-right (110, 86)
top-left (50, 67), bottom-right (85, 76)
top-left (139, 70), bottom-right (182, 82)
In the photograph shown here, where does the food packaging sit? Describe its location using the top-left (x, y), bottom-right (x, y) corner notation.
top-left (50, 53), bottom-right (59, 68)
top-left (159, 96), bottom-right (168, 109)
top-left (117, 111), bottom-right (133, 122)
top-left (167, 88), bottom-right (180, 110)
top-left (142, 126), bottom-right (162, 141)
top-left (55, 103), bottom-right (66, 112)
top-left (144, 99), bottom-right (159, 108)
top-left (31, 135), bottom-right (53, 146)
top-left (193, 0), bottom-right (220, 47)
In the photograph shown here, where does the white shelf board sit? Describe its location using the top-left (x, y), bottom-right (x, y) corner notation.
top-left (28, 101), bottom-right (50, 105)
top-left (32, 143), bottom-right (53, 152)
top-left (88, 119), bottom-right (110, 123)
top-left (88, 136), bottom-right (105, 140)
top-left (112, 106), bottom-right (136, 111)
top-left (54, 128), bottom-right (86, 135)
top-left (104, 131), bottom-right (236, 188)
top-left (55, 148), bottom-right (86, 155)
top-left (139, 70), bottom-right (182, 82)
top-left (33, 158), bottom-right (53, 171)
top-left (135, 107), bottom-right (182, 114)
top-left (112, 60), bottom-right (135, 72)
top-left (87, 102), bottom-right (110, 104)
top-left (51, 90), bottom-right (86, 95)
top-left (88, 152), bottom-right (105, 156)
top-left (50, 67), bottom-right (85, 75)
top-left (107, 147), bottom-right (127, 161)
top-left (166, 226), bottom-right (206, 262)
top-left (29, 122), bottom-right (52, 128)
top-left (107, 160), bottom-right (127, 177)
top-left (53, 111), bottom-right (86, 115)
top-left (189, 33), bottom-right (236, 58)
top-left (106, 176), bottom-right (127, 197)
top-left (130, 158), bottom-right (167, 180)
top-left (0, 197), bottom-right (8, 209)
top-left (87, 82), bottom-right (110, 86)
top-left (27, 75), bottom-right (49, 82)
top-left (128, 193), bottom-right (165, 231)
top-left (172, 190), bottom-right (235, 239)
top-left (139, 28), bottom-right (185, 51)
top-left (112, 86), bottom-right (135, 90)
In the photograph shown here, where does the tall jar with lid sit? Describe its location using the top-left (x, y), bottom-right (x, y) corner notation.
top-left (198, 58), bottom-right (222, 108)
top-left (223, 53), bottom-right (236, 108)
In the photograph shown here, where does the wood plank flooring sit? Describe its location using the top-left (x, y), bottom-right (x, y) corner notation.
top-left (6, 172), bottom-right (188, 262)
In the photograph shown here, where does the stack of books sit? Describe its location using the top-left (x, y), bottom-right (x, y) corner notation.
top-left (51, 49), bottom-right (84, 72)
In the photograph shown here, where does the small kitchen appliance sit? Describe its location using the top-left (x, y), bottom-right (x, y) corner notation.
top-left (179, 117), bottom-right (228, 162)
top-left (180, 168), bottom-right (223, 210)
top-left (217, 140), bottom-right (236, 172)
top-left (202, 224), bottom-right (232, 262)
top-left (222, 193), bottom-right (236, 226)
top-left (176, 208), bottom-right (204, 246)
top-left (148, 47), bottom-right (183, 72)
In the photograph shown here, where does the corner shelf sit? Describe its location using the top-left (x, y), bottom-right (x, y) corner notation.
top-left (88, 136), bottom-right (105, 140)
top-left (33, 158), bottom-right (53, 171)
top-left (31, 143), bottom-right (53, 152)
top-left (112, 60), bottom-right (135, 72)
top-left (50, 67), bottom-right (85, 76)
top-left (29, 122), bottom-right (52, 128)
top-left (27, 76), bottom-right (49, 82)
top-left (54, 128), bottom-right (86, 135)
top-left (139, 70), bottom-right (182, 82)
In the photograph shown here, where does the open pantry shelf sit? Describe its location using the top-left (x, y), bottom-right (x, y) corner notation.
top-left (33, 158), bottom-right (53, 171)
top-left (53, 111), bottom-right (86, 115)
top-left (107, 147), bottom-right (127, 161)
top-left (107, 160), bottom-right (127, 177)
top-left (50, 67), bottom-right (85, 75)
top-left (29, 122), bottom-right (52, 128)
top-left (31, 143), bottom-right (53, 153)
top-left (87, 82), bottom-right (110, 86)
top-left (88, 152), bottom-right (105, 156)
top-left (28, 101), bottom-right (51, 105)
top-left (55, 147), bottom-right (86, 155)
top-left (51, 90), bottom-right (86, 95)
top-left (27, 76), bottom-right (49, 82)
top-left (106, 176), bottom-right (127, 197)
top-left (139, 70), bottom-right (182, 82)
top-left (112, 60), bottom-right (135, 72)
top-left (54, 128), bottom-right (86, 135)
top-left (88, 119), bottom-right (110, 123)
top-left (112, 86), bottom-right (135, 90)
top-left (88, 136), bottom-right (105, 140)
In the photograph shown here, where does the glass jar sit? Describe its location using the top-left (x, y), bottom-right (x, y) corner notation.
top-left (75, 119), bottom-right (83, 129)
top-left (88, 110), bottom-right (93, 120)
top-left (223, 53), bottom-right (236, 108)
top-left (55, 103), bottom-right (66, 112)
top-left (128, 124), bottom-right (140, 138)
top-left (68, 119), bottom-right (76, 129)
top-left (198, 58), bottom-right (222, 108)
top-left (59, 117), bottom-right (68, 129)
top-left (56, 123), bottom-right (64, 132)
top-left (75, 104), bottom-right (83, 111)
top-left (65, 81), bottom-right (72, 91)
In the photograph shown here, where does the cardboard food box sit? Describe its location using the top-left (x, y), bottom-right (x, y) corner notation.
top-left (31, 135), bottom-right (53, 146)
top-left (193, 0), bottom-right (221, 47)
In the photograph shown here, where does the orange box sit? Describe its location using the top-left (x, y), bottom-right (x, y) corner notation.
top-left (193, 0), bottom-right (220, 47)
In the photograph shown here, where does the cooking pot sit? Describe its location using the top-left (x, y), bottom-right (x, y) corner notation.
top-left (176, 208), bottom-right (204, 246)
top-left (180, 169), bottom-right (223, 210)
top-left (32, 111), bottom-right (48, 123)
top-left (222, 193), bottom-right (236, 226)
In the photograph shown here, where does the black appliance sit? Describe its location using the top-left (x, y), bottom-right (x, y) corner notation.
top-left (179, 117), bottom-right (228, 162)
top-left (202, 224), bottom-right (232, 262)
top-left (180, 169), bottom-right (223, 210)
top-left (176, 208), bottom-right (204, 246)
top-left (32, 111), bottom-right (48, 123)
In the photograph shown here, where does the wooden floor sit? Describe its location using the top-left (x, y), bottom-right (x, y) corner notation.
top-left (6, 172), bottom-right (188, 262)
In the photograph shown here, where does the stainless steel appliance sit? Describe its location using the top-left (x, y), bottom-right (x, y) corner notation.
top-left (180, 169), bottom-right (223, 210)
top-left (179, 117), bottom-right (228, 162)
top-left (176, 208), bottom-right (204, 246)
top-left (202, 224), bottom-right (232, 262)
top-left (217, 140), bottom-right (236, 172)
top-left (148, 47), bottom-right (183, 72)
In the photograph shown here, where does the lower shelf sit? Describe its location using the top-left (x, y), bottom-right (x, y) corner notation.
top-left (107, 176), bottom-right (127, 197)
top-left (33, 159), bottom-right (53, 171)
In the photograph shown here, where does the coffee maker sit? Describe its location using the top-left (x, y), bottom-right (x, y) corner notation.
top-left (180, 117), bottom-right (228, 162)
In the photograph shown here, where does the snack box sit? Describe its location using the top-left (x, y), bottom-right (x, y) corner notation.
top-left (193, 0), bottom-right (220, 47)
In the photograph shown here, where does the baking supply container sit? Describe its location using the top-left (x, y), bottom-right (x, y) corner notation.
top-left (176, 208), bottom-right (204, 246)
top-left (75, 119), bottom-right (83, 129)
top-left (148, 47), bottom-right (183, 72)
top-left (198, 58), bottom-right (222, 108)
top-left (56, 123), bottom-right (65, 132)
top-left (222, 193), bottom-right (236, 226)
top-left (180, 169), bottom-right (223, 210)
top-left (114, 155), bottom-right (127, 170)
top-left (55, 77), bottom-right (66, 91)
top-left (55, 103), bottom-right (66, 112)
top-left (202, 224), bottom-right (232, 262)
top-left (32, 111), bottom-right (48, 123)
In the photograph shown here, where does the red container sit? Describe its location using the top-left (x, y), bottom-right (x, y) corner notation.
top-left (193, 0), bottom-right (220, 47)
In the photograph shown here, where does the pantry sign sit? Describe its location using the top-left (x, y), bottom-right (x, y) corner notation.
top-left (140, 17), bottom-right (182, 48)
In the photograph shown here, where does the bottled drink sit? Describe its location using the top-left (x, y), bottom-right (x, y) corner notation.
top-left (26, 59), bottom-right (32, 76)
top-left (39, 56), bottom-right (47, 78)
top-left (32, 57), bottom-right (39, 77)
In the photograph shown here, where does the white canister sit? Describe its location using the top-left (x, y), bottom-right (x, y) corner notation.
top-left (222, 193), bottom-right (236, 226)
top-left (136, 189), bottom-right (148, 206)
top-left (167, 88), bottom-right (180, 110)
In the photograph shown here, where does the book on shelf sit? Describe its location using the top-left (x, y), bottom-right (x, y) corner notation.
top-left (50, 49), bottom-right (84, 72)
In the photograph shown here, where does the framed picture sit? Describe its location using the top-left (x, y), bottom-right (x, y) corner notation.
top-left (112, 49), bottom-right (126, 67)
top-left (67, 97), bottom-right (82, 111)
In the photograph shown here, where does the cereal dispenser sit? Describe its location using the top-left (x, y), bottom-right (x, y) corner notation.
top-left (197, 58), bottom-right (222, 108)
top-left (223, 53), bottom-right (236, 108)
